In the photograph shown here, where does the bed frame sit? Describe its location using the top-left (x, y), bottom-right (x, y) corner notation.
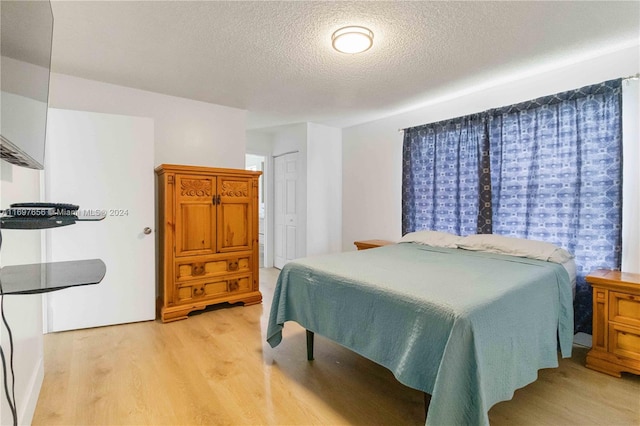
top-left (305, 329), bottom-right (432, 418)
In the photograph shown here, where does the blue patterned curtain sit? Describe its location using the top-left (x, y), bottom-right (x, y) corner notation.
top-left (402, 79), bottom-right (623, 333)
top-left (402, 115), bottom-right (485, 236)
top-left (487, 80), bottom-right (622, 333)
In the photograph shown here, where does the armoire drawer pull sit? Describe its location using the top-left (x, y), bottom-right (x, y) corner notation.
top-left (192, 263), bottom-right (205, 276)
top-left (193, 287), bottom-right (205, 297)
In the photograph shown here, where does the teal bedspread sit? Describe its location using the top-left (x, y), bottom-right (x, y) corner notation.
top-left (266, 243), bottom-right (573, 426)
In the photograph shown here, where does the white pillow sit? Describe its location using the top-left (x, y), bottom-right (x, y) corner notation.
top-left (458, 234), bottom-right (574, 264)
top-left (399, 230), bottom-right (462, 249)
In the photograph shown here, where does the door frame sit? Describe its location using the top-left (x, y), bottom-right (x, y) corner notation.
top-left (246, 150), bottom-right (272, 268)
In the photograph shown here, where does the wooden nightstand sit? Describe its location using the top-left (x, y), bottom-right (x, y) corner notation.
top-left (585, 269), bottom-right (640, 377)
top-left (354, 239), bottom-right (395, 250)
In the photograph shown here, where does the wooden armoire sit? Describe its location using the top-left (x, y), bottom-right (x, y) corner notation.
top-left (155, 164), bottom-right (262, 322)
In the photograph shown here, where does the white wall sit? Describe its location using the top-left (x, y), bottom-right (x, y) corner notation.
top-left (342, 45), bottom-right (640, 263)
top-left (246, 131), bottom-right (274, 156)
top-left (249, 122), bottom-right (343, 261)
top-left (49, 73), bottom-right (247, 168)
top-left (342, 124), bottom-right (402, 249)
top-left (270, 124), bottom-right (307, 157)
top-left (622, 79), bottom-right (640, 273)
top-left (0, 162), bottom-right (44, 426)
top-left (306, 123), bottom-right (342, 256)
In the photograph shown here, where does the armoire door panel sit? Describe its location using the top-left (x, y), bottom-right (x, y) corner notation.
top-left (219, 203), bottom-right (250, 251)
top-left (218, 176), bottom-right (253, 253)
top-left (177, 204), bottom-right (215, 255)
top-left (175, 174), bottom-right (217, 257)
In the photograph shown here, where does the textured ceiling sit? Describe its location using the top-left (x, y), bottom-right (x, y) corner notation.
top-left (47, 1), bottom-right (640, 129)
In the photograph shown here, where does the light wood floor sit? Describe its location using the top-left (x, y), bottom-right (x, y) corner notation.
top-left (33, 268), bottom-right (640, 425)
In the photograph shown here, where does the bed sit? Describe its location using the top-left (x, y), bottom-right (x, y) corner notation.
top-left (266, 234), bottom-right (574, 425)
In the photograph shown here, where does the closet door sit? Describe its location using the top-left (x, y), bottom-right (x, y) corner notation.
top-left (175, 174), bottom-right (217, 257)
top-left (274, 152), bottom-right (299, 269)
top-left (217, 175), bottom-right (253, 253)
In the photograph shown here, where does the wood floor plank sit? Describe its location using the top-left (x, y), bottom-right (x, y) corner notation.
top-left (33, 268), bottom-right (640, 425)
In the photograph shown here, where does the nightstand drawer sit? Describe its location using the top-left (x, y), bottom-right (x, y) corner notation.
top-left (610, 291), bottom-right (640, 328)
top-left (608, 323), bottom-right (640, 361)
top-left (586, 269), bottom-right (640, 377)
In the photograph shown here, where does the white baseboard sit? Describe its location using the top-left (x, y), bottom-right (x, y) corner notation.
top-left (17, 356), bottom-right (44, 426)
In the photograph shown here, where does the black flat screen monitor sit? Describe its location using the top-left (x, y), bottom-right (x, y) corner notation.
top-left (0, 0), bottom-right (54, 170)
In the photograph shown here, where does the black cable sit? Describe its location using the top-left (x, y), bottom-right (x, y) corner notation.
top-left (0, 307), bottom-right (17, 426)
top-left (0, 348), bottom-right (16, 424)
top-left (0, 227), bottom-right (18, 426)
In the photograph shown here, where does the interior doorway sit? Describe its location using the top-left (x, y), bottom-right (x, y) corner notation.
top-left (245, 154), bottom-right (266, 267)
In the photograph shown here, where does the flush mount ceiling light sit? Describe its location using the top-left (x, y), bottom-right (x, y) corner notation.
top-left (331, 26), bottom-right (373, 54)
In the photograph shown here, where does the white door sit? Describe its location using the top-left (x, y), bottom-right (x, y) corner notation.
top-left (274, 152), bottom-right (299, 269)
top-left (44, 108), bottom-right (155, 332)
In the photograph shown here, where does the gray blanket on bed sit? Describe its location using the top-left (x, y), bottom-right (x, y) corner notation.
top-left (267, 243), bottom-right (573, 425)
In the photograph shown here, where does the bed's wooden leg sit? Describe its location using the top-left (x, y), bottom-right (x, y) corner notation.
top-left (423, 392), bottom-right (431, 420)
top-left (306, 330), bottom-right (314, 361)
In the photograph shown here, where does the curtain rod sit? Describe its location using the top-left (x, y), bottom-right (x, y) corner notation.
top-left (397, 74), bottom-right (640, 132)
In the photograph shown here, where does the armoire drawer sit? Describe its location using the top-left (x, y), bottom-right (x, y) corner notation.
top-left (175, 254), bottom-right (251, 282)
top-left (174, 274), bottom-right (252, 304)
top-left (609, 291), bottom-right (640, 328)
